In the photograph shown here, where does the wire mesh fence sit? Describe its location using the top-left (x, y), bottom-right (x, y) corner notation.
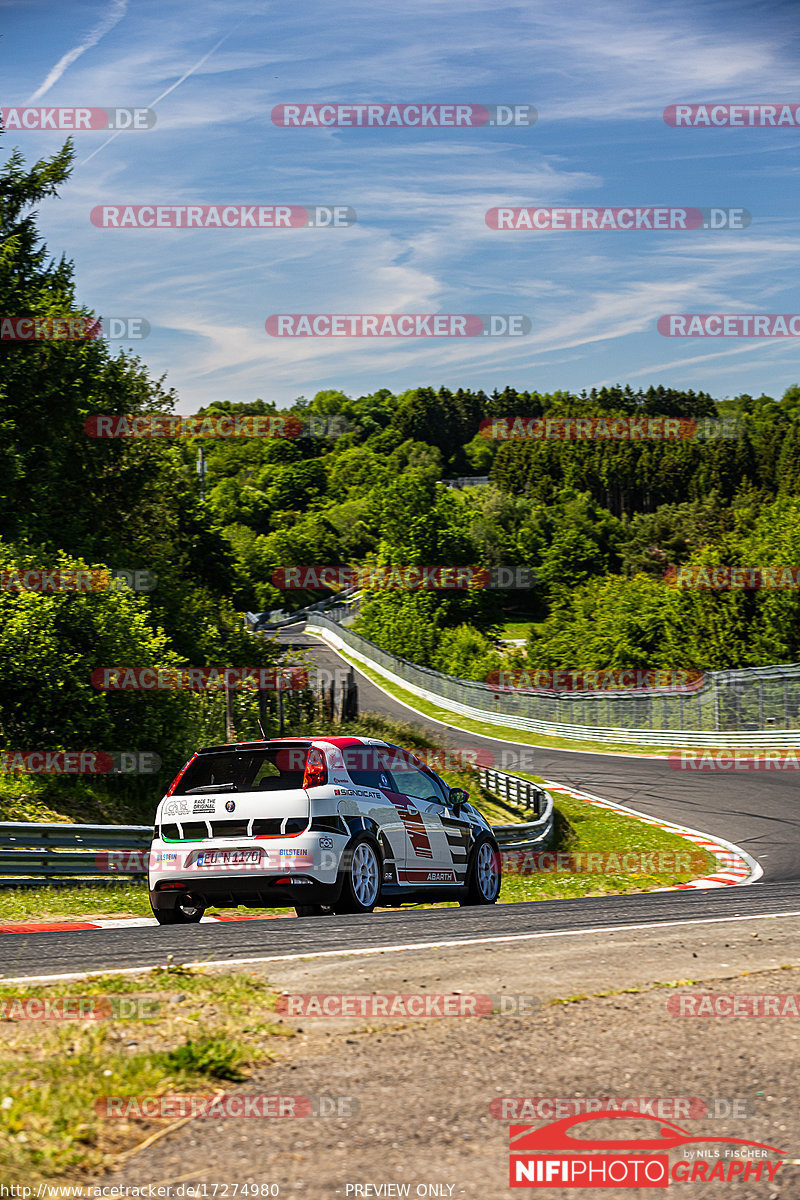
top-left (307, 614), bottom-right (800, 737)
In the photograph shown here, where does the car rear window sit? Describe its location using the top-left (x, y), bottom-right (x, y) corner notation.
top-left (173, 747), bottom-right (308, 795)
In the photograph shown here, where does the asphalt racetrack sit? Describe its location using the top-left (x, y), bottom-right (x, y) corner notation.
top-left (2, 622), bottom-right (798, 982)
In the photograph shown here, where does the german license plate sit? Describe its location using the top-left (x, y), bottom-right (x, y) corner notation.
top-left (193, 848), bottom-right (262, 867)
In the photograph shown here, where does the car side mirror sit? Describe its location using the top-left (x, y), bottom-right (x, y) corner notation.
top-left (449, 787), bottom-right (469, 813)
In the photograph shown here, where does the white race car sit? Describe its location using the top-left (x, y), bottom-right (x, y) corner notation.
top-left (148, 736), bottom-right (501, 922)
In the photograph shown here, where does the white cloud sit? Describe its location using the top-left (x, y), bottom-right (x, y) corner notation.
top-left (27, 1), bottom-right (129, 102)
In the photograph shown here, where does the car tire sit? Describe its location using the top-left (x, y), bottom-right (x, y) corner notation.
top-left (294, 904), bottom-right (334, 917)
top-left (150, 895), bottom-right (206, 924)
top-left (333, 836), bottom-right (382, 914)
top-left (459, 836), bottom-right (501, 906)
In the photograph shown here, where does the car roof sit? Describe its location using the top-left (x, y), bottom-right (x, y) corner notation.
top-left (196, 735), bottom-right (392, 754)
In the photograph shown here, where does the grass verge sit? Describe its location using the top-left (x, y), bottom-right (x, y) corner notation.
top-left (497, 789), bottom-right (717, 902)
top-left (0, 965), bottom-right (290, 1184)
top-left (0, 884), bottom-right (290, 924)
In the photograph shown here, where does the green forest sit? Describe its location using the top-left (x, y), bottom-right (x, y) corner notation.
top-left (4, 142), bottom-right (800, 804)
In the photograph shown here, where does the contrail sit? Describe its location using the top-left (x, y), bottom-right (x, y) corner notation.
top-left (26, 0), bottom-right (129, 103)
top-left (79, 19), bottom-right (247, 167)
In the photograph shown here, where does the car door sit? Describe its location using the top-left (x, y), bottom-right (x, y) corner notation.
top-left (384, 752), bottom-right (460, 885)
top-left (424, 768), bottom-right (473, 887)
top-left (340, 743), bottom-right (410, 886)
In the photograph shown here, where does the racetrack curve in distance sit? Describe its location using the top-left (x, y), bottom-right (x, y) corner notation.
top-left (284, 624), bottom-right (800, 884)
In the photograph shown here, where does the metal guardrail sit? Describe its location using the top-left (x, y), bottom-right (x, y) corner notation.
top-left (308, 615), bottom-right (800, 747)
top-left (0, 822), bottom-right (152, 887)
top-left (0, 768), bottom-right (554, 884)
top-left (478, 767), bottom-right (542, 818)
top-left (246, 588), bottom-right (358, 632)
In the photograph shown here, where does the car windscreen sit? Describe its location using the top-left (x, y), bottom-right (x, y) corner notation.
top-left (173, 747), bottom-right (308, 795)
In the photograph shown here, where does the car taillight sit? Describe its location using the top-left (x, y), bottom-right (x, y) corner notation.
top-left (166, 754), bottom-right (198, 797)
top-left (302, 748), bottom-right (327, 789)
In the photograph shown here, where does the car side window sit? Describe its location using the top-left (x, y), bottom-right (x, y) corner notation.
top-left (426, 770), bottom-right (451, 805)
top-left (344, 746), bottom-right (397, 790)
top-left (390, 763), bottom-right (442, 802)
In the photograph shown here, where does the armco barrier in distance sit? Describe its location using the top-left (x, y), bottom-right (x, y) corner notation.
top-left (305, 613), bottom-right (800, 746)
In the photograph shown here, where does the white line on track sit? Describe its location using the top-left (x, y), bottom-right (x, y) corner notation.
top-left (5, 908), bottom-right (800, 985)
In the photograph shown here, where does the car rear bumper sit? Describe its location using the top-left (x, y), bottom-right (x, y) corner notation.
top-left (148, 832), bottom-right (343, 899)
top-left (150, 872), bottom-right (341, 910)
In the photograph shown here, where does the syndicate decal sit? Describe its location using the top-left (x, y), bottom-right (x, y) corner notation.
top-left (659, 314), bottom-right (800, 337)
top-left (271, 103), bottom-right (537, 127)
top-left (273, 565), bottom-right (535, 590)
top-left (479, 415), bottom-right (742, 441)
top-left (91, 667), bottom-right (308, 691)
top-left (486, 668), bottom-right (705, 693)
top-left (0, 751), bottom-right (160, 775)
top-left (265, 314), bottom-right (530, 337)
top-left (664, 103), bottom-right (800, 127)
top-left (90, 205), bottom-right (355, 228)
top-left (668, 993), bottom-right (800, 1016)
top-left (508, 1112), bottom-right (784, 1188)
top-left (500, 850), bottom-right (709, 876)
top-left (1, 106), bottom-right (155, 130)
top-left (670, 750), bottom-right (800, 771)
top-left (486, 207), bottom-right (750, 231)
top-left (1, 316), bottom-right (150, 340)
top-left (666, 564), bottom-right (800, 589)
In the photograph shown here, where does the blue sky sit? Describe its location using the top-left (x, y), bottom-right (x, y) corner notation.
top-left (2, 0), bottom-right (800, 410)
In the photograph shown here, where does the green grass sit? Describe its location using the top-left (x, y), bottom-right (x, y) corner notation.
top-left (0, 966), bottom-right (289, 1183)
top-left (497, 621), bottom-right (532, 640)
top-left (497, 789), bottom-right (717, 901)
top-left (0, 883), bottom-right (291, 924)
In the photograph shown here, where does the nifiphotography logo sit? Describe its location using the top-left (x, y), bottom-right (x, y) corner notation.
top-left (508, 1111), bottom-right (784, 1188)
